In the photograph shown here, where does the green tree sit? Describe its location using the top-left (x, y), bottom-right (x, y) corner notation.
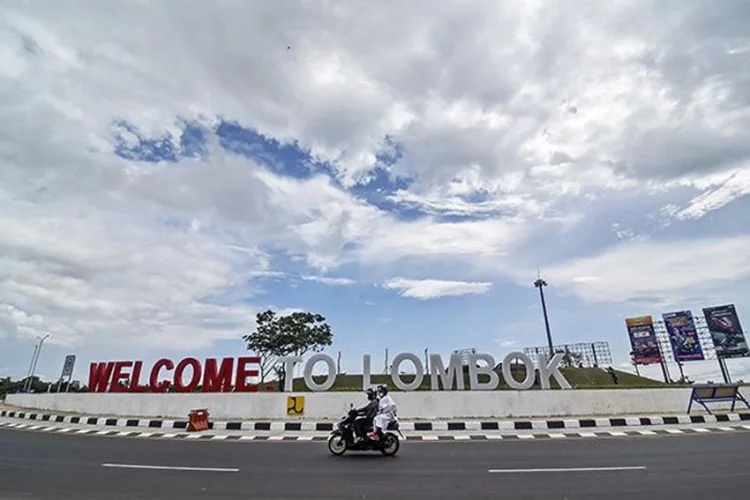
top-left (243, 309), bottom-right (333, 390)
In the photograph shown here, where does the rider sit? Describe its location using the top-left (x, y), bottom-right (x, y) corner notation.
top-left (368, 384), bottom-right (396, 441)
top-left (353, 387), bottom-right (379, 442)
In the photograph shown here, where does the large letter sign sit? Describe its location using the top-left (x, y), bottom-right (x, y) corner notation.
top-left (86, 350), bottom-right (571, 393)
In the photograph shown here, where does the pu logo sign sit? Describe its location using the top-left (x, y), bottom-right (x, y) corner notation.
top-left (87, 351), bottom-right (571, 393)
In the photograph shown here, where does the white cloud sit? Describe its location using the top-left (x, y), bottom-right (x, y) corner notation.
top-left (541, 235), bottom-right (750, 306)
top-left (301, 275), bottom-right (356, 286)
top-left (383, 278), bottom-right (492, 300)
top-left (1, 0), bottom-right (750, 366)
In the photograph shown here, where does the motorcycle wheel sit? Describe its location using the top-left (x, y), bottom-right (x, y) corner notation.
top-left (379, 433), bottom-right (399, 456)
top-left (327, 433), bottom-right (347, 456)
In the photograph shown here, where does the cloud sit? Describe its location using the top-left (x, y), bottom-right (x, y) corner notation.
top-left (2, 0), bottom-right (750, 372)
top-left (540, 235), bottom-right (750, 306)
top-left (383, 278), bottom-right (493, 300)
top-left (301, 275), bottom-right (357, 286)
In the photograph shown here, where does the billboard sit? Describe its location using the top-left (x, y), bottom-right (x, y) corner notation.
top-left (626, 316), bottom-right (663, 365)
top-left (662, 311), bottom-right (704, 362)
top-left (702, 304), bottom-right (749, 358)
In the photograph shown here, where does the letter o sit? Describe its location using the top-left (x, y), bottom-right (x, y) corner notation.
top-left (174, 358), bottom-right (202, 392)
top-left (303, 354), bottom-right (337, 392)
top-left (390, 352), bottom-right (424, 391)
top-left (501, 352), bottom-right (535, 390)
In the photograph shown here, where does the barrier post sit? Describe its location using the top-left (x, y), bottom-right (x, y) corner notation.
top-left (187, 408), bottom-right (210, 432)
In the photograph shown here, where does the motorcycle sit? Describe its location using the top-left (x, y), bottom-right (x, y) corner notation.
top-left (327, 404), bottom-right (404, 457)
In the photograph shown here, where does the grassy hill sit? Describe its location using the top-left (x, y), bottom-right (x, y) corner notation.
top-left (257, 366), bottom-right (672, 392)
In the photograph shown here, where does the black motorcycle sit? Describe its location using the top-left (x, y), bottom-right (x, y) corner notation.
top-left (327, 405), bottom-right (404, 456)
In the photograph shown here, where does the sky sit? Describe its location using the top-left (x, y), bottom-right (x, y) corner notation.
top-left (1, 0), bottom-right (750, 386)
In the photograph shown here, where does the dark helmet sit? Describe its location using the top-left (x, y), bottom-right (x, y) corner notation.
top-left (365, 387), bottom-right (377, 400)
top-left (376, 384), bottom-right (388, 397)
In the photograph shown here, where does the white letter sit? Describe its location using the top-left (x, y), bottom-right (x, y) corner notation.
top-left (303, 354), bottom-right (336, 392)
top-left (278, 356), bottom-right (302, 392)
top-left (362, 354), bottom-right (372, 390)
top-left (468, 353), bottom-right (499, 390)
top-left (538, 352), bottom-right (572, 389)
top-left (501, 352), bottom-right (535, 390)
top-left (390, 352), bottom-right (424, 391)
top-left (429, 354), bottom-right (465, 390)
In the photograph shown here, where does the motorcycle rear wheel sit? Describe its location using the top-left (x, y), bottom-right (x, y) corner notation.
top-left (327, 433), bottom-right (347, 456)
top-left (379, 433), bottom-right (399, 456)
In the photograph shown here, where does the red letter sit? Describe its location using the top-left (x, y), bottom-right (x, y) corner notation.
top-left (88, 362), bottom-right (115, 392)
top-left (174, 357), bottom-right (202, 392)
top-left (202, 358), bottom-right (234, 392)
top-left (149, 358), bottom-right (174, 393)
top-left (235, 356), bottom-right (260, 392)
top-left (129, 361), bottom-right (148, 392)
top-left (110, 361), bottom-right (133, 393)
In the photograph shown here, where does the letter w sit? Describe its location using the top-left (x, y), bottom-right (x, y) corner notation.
top-left (203, 358), bottom-right (234, 392)
top-left (88, 362), bottom-right (115, 392)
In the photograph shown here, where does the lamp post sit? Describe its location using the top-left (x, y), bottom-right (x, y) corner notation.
top-left (25, 334), bottom-right (50, 392)
top-left (534, 276), bottom-right (554, 359)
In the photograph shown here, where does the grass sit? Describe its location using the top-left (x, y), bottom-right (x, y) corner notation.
top-left (257, 366), bottom-right (676, 392)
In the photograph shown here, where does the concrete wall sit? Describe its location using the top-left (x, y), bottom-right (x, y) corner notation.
top-left (6, 388), bottom-right (721, 420)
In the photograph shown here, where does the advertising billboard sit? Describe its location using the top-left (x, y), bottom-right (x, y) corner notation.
top-left (626, 316), bottom-right (663, 365)
top-left (702, 304), bottom-right (749, 358)
top-left (662, 311), bottom-right (704, 362)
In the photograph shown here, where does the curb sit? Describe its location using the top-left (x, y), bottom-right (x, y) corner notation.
top-left (2, 409), bottom-right (750, 431)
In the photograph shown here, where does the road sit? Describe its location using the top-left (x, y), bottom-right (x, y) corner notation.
top-left (1, 428), bottom-right (749, 499)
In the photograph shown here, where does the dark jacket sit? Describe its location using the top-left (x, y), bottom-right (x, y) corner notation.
top-left (356, 399), bottom-right (379, 420)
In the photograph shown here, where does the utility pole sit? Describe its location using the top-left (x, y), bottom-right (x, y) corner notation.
top-left (24, 343), bottom-right (40, 392)
top-left (534, 273), bottom-right (554, 359)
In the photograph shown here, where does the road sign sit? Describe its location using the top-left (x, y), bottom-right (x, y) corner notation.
top-left (61, 355), bottom-right (76, 378)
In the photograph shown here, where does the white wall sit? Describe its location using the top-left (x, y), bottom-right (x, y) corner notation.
top-left (7, 388), bottom-right (728, 420)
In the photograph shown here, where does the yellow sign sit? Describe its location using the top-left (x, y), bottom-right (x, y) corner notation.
top-left (287, 395), bottom-right (304, 416)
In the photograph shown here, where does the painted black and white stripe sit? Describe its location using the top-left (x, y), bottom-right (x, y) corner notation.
top-left (3, 419), bottom-right (750, 442)
top-left (2, 408), bottom-right (749, 431)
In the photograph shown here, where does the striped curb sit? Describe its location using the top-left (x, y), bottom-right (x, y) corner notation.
top-left (2, 408), bottom-right (750, 432)
top-left (3, 420), bottom-right (750, 442)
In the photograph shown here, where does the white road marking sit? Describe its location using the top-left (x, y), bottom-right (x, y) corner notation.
top-left (578, 432), bottom-right (597, 438)
top-left (548, 433), bottom-right (567, 439)
top-left (117, 431), bottom-right (134, 437)
top-left (75, 430), bottom-right (92, 434)
top-left (185, 434), bottom-right (202, 439)
top-left (212, 435), bottom-right (228, 440)
top-left (296, 435), bottom-right (314, 441)
top-left (41, 426), bottom-right (58, 432)
top-left (609, 432), bottom-right (627, 437)
top-left (489, 466), bottom-right (647, 474)
top-left (28, 425), bottom-right (44, 430)
top-left (238, 436), bottom-right (255, 441)
top-left (102, 463), bottom-right (238, 473)
top-left (638, 430), bottom-right (657, 436)
top-left (517, 434), bottom-right (535, 439)
top-left (268, 435), bottom-right (284, 441)
top-left (57, 428), bottom-right (73, 433)
top-left (717, 427), bottom-right (735, 432)
top-left (95, 430), bottom-right (111, 436)
top-left (421, 435), bottom-right (439, 441)
top-left (453, 435), bottom-right (471, 440)
top-left (486, 435), bottom-right (504, 440)
top-left (665, 429), bottom-right (684, 434)
top-left (693, 428), bottom-right (711, 433)
top-left (742, 425), bottom-right (750, 430)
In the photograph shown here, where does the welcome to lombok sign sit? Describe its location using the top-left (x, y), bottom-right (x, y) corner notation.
top-left (87, 351), bottom-right (571, 393)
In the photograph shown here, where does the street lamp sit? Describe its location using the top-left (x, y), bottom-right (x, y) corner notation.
top-left (24, 334), bottom-right (50, 392)
top-left (533, 275), bottom-right (554, 359)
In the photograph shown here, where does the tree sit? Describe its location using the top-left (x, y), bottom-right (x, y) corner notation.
top-left (243, 309), bottom-right (333, 390)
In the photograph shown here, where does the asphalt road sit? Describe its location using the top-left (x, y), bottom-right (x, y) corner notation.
top-left (1, 428), bottom-right (749, 499)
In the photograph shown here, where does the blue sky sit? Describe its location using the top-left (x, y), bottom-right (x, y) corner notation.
top-left (1, 0), bottom-right (750, 385)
